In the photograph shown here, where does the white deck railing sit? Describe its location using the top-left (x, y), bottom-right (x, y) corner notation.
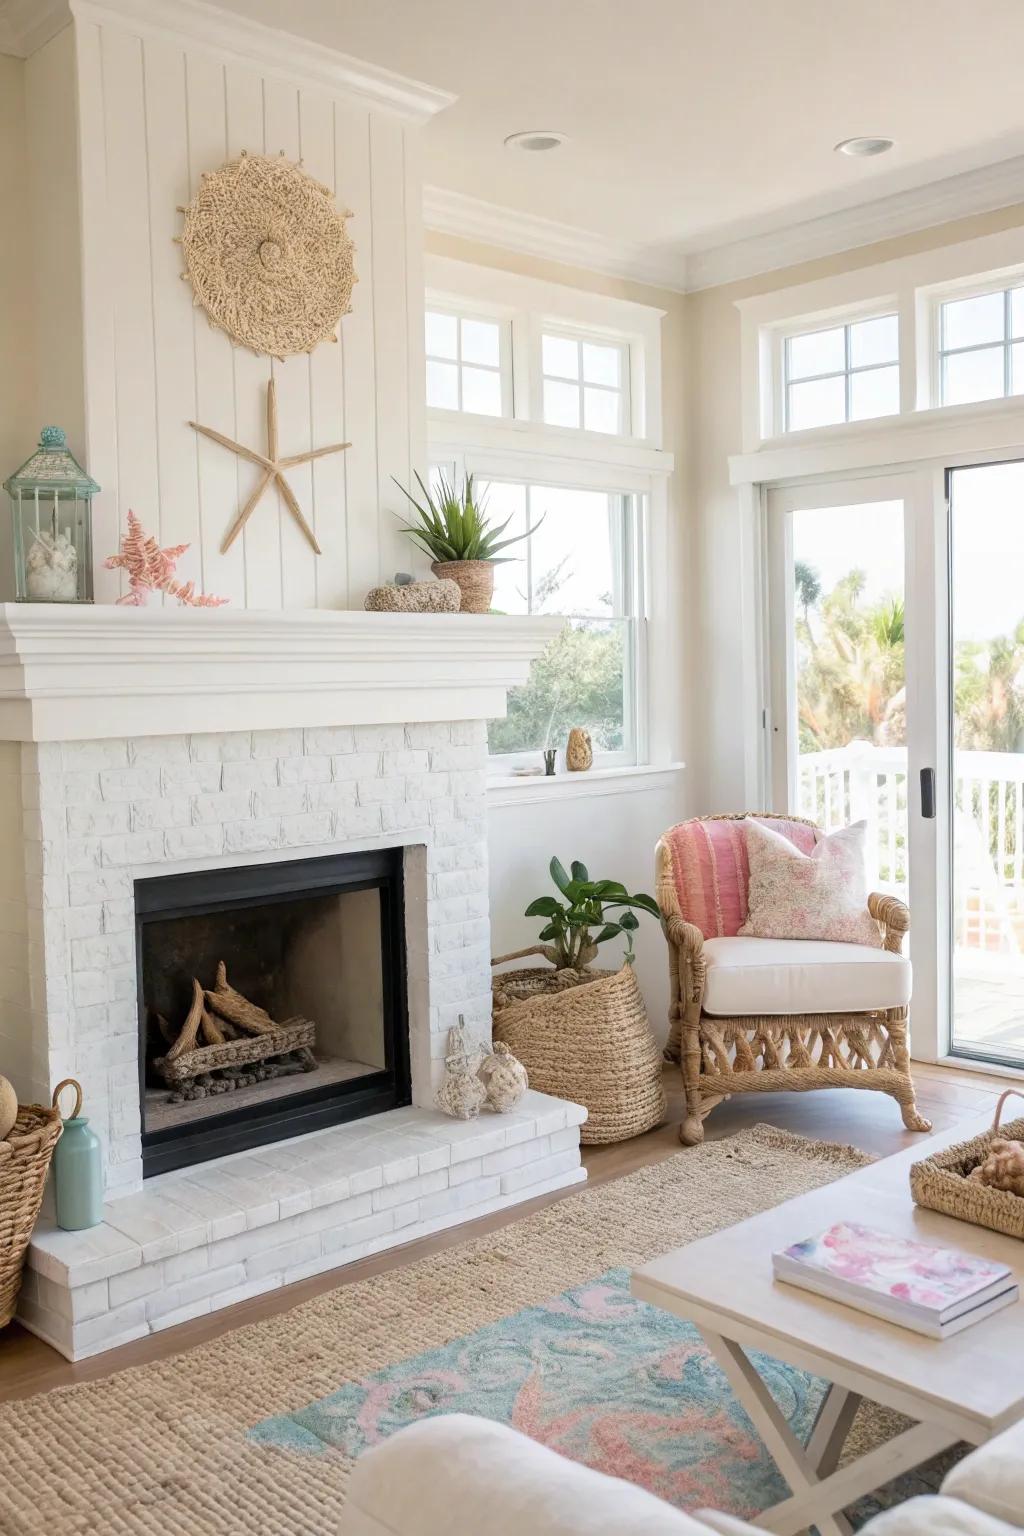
top-left (797, 742), bottom-right (1024, 951)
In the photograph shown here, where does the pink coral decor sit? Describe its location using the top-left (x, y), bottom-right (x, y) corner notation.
top-left (105, 510), bottom-right (229, 607)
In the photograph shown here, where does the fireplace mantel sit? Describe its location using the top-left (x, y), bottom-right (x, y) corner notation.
top-left (0, 606), bottom-right (564, 740)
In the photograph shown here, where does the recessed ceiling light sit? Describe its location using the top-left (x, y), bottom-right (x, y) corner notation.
top-left (504, 130), bottom-right (568, 153)
top-left (834, 136), bottom-right (894, 158)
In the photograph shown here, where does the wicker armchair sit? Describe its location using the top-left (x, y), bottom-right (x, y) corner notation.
top-left (656, 813), bottom-right (932, 1146)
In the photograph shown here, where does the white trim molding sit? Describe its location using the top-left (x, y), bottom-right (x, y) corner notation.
top-left (488, 762), bottom-right (684, 808)
top-left (686, 155), bottom-right (1024, 292)
top-left (0, 607), bottom-right (564, 741)
top-left (424, 185), bottom-right (688, 294)
top-left (0, 0), bottom-right (68, 56)
top-left (67, 0), bottom-right (456, 119)
top-left (426, 158), bottom-right (1024, 296)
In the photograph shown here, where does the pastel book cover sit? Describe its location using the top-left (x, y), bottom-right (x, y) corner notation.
top-left (777, 1222), bottom-right (1011, 1315)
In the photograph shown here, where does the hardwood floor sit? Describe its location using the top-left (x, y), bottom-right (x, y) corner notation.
top-left (0, 1059), bottom-right (1011, 1406)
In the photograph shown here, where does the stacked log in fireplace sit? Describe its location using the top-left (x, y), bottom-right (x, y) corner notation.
top-left (147, 960), bottom-right (317, 1105)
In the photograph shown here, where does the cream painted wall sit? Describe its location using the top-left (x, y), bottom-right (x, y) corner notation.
top-left (684, 201), bottom-right (1024, 813)
top-left (426, 231), bottom-right (691, 1038)
top-left (0, 52), bottom-right (35, 599)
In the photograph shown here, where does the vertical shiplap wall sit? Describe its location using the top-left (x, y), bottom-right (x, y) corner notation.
top-left (75, 18), bottom-right (424, 609)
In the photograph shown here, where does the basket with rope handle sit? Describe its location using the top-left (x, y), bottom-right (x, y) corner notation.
top-left (910, 1088), bottom-right (1024, 1240)
top-left (0, 1081), bottom-right (73, 1327)
top-left (491, 948), bottom-right (665, 1145)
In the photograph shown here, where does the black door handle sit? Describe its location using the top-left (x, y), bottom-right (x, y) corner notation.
top-left (920, 767), bottom-right (936, 819)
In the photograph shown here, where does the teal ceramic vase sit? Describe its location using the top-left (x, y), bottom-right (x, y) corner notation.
top-left (52, 1078), bottom-right (103, 1231)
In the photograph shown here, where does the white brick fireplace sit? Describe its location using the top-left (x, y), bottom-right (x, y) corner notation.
top-left (0, 604), bottom-right (586, 1360)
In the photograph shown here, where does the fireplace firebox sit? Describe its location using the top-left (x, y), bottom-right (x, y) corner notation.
top-left (135, 849), bottom-right (410, 1177)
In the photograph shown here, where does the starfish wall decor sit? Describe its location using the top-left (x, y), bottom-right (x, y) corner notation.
top-left (189, 378), bottom-right (349, 555)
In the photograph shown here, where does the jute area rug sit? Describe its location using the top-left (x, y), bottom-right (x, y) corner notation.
top-left (2, 1127), bottom-right (899, 1536)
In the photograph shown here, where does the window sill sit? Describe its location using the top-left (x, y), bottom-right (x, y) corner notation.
top-left (487, 761), bottom-right (684, 808)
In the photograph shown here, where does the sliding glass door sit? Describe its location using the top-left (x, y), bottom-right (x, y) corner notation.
top-left (948, 462), bottom-right (1024, 1065)
top-left (766, 473), bottom-right (943, 1059)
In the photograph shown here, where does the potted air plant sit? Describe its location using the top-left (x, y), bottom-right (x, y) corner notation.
top-left (392, 471), bottom-right (540, 614)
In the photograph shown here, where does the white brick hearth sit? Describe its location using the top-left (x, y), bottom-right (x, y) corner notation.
top-left (20, 1094), bottom-right (587, 1359)
top-left (0, 606), bottom-right (580, 1360)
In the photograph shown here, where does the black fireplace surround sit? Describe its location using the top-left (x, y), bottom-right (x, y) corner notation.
top-left (135, 848), bottom-right (411, 1177)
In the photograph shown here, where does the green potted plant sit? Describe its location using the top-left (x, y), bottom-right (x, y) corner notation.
top-left (491, 858), bottom-right (666, 1145)
top-left (393, 470), bottom-right (539, 613)
top-left (524, 858), bottom-right (661, 969)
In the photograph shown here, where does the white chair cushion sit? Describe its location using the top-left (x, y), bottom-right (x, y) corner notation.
top-left (701, 936), bottom-right (912, 1017)
top-left (340, 1414), bottom-right (710, 1536)
top-left (865, 1495), bottom-right (1022, 1536)
top-left (942, 1419), bottom-right (1024, 1526)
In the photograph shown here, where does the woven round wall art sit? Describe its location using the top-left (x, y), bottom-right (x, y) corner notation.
top-left (178, 151), bottom-right (357, 359)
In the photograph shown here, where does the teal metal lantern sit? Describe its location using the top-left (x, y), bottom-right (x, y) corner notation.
top-left (3, 426), bottom-right (98, 602)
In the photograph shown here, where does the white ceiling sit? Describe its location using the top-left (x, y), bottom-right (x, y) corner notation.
top-left (215, 0), bottom-right (1024, 268)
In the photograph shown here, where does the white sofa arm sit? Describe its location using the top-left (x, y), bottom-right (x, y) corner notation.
top-left (941, 1419), bottom-right (1024, 1528)
top-left (340, 1415), bottom-right (725, 1536)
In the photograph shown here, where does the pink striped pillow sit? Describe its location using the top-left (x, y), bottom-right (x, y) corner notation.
top-left (661, 816), bottom-right (818, 940)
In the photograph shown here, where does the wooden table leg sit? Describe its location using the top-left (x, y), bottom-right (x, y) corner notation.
top-left (701, 1330), bottom-right (959, 1536)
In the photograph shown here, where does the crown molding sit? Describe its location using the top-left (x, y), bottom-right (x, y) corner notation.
top-left (423, 185), bottom-right (688, 294)
top-left (67, 0), bottom-right (455, 120)
top-left (683, 154), bottom-right (1024, 291)
top-left (0, 0), bottom-right (69, 56)
top-left (426, 154), bottom-right (1024, 296)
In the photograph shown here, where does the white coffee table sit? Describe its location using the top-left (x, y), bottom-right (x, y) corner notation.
top-left (632, 1118), bottom-right (1024, 1536)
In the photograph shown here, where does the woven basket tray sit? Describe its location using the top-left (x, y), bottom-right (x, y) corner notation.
top-left (0, 1084), bottom-right (68, 1328)
top-left (491, 950), bottom-right (665, 1145)
top-left (910, 1089), bottom-right (1024, 1240)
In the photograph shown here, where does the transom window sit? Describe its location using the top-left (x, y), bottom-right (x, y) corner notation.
top-left (939, 286), bottom-right (1024, 406)
top-left (541, 332), bottom-right (629, 435)
top-left (425, 309), bottom-right (508, 417)
top-left (469, 477), bottom-right (640, 766)
top-left (784, 314), bottom-right (899, 431)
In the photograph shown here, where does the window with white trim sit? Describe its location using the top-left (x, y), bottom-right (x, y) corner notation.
top-left (541, 332), bottom-right (630, 434)
top-left (939, 285), bottom-right (1024, 405)
top-left (424, 256), bottom-right (670, 775)
top-left (481, 479), bottom-right (640, 764)
top-left (783, 314), bottom-right (899, 431)
top-left (424, 308), bottom-right (510, 417)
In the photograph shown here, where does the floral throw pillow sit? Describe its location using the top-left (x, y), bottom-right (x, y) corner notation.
top-left (738, 818), bottom-right (881, 947)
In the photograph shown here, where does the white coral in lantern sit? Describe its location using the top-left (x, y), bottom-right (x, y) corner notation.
top-left (26, 529), bottom-right (79, 602)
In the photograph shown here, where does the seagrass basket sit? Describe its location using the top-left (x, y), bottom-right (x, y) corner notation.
top-left (491, 950), bottom-right (666, 1145)
top-left (0, 1091), bottom-right (65, 1327)
top-left (910, 1089), bottom-right (1024, 1241)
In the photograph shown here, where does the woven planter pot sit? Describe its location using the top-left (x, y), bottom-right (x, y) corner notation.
top-left (0, 1095), bottom-right (64, 1328)
top-left (431, 559), bottom-right (495, 614)
top-left (491, 956), bottom-right (665, 1145)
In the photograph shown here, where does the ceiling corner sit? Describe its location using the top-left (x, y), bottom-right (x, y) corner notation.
top-left (0, 0), bottom-right (70, 58)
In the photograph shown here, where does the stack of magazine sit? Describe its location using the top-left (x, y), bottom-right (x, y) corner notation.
top-left (772, 1221), bottom-right (1018, 1338)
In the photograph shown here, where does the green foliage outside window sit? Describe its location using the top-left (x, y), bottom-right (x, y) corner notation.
top-left (487, 621), bottom-right (626, 756)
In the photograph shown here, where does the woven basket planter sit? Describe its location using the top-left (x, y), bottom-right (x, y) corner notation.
top-left (431, 559), bottom-right (494, 614)
top-left (911, 1089), bottom-right (1024, 1241)
top-left (491, 955), bottom-right (665, 1145)
top-left (0, 1095), bottom-right (64, 1328)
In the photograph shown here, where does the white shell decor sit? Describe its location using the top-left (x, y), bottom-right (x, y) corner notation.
top-left (26, 529), bottom-right (79, 601)
top-left (435, 1018), bottom-right (486, 1121)
top-left (478, 1041), bottom-right (528, 1113)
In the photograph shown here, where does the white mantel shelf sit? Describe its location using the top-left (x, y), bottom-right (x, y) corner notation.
top-left (0, 606), bottom-right (564, 741)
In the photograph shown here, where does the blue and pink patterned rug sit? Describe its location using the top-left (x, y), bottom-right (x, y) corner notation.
top-left (249, 1266), bottom-right (948, 1525)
